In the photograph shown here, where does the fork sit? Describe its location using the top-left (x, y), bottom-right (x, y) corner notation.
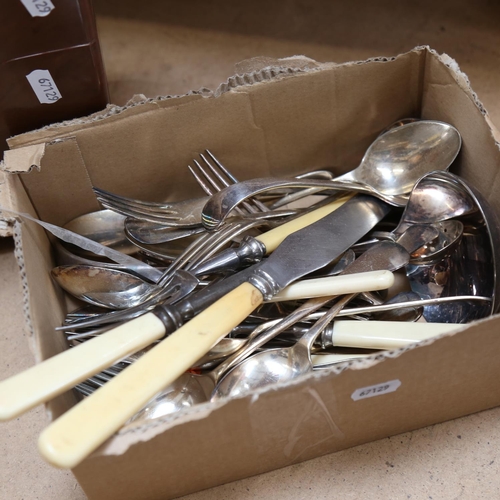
top-left (60, 217), bottom-right (271, 335)
top-left (94, 187), bottom-right (207, 228)
top-left (93, 151), bottom-right (268, 227)
top-left (189, 150), bottom-right (269, 216)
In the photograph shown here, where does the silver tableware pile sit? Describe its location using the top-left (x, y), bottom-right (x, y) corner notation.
top-left (55, 120), bottom-right (497, 420)
top-left (1, 119), bottom-right (498, 469)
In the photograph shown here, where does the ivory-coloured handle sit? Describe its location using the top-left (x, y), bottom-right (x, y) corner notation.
top-left (38, 282), bottom-right (263, 469)
top-left (311, 353), bottom-right (371, 366)
top-left (269, 270), bottom-right (394, 302)
top-left (257, 194), bottom-right (353, 252)
top-left (0, 314), bottom-right (166, 421)
top-left (331, 320), bottom-right (463, 349)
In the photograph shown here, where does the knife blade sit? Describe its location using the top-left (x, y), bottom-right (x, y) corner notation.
top-left (36, 195), bottom-right (391, 468)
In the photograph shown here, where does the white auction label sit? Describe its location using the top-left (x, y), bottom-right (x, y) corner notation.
top-left (26, 70), bottom-right (62, 104)
top-left (351, 379), bottom-right (401, 401)
top-left (20, 0), bottom-right (55, 17)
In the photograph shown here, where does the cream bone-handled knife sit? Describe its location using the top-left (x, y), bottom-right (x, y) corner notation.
top-left (310, 319), bottom-right (464, 368)
top-left (0, 194), bottom-right (368, 421)
top-left (59, 194), bottom-right (354, 332)
top-left (0, 270), bottom-right (393, 421)
top-left (36, 195), bottom-right (392, 468)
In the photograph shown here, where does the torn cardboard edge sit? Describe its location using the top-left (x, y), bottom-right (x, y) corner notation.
top-left (98, 322), bottom-right (469, 458)
top-left (0, 143), bottom-right (46, 236)
top-left (3, 45), bottom-right (489, 153)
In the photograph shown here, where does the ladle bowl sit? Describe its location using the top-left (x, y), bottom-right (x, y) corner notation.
top-left (404, 171), bottom-right (500, 320)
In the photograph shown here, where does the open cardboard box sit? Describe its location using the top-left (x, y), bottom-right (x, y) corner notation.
top-left (1, 46), bottom-right (500, 500)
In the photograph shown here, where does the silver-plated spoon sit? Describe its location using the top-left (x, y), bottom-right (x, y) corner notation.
top-left (51, 265), bottom-right (180, 309)
top-left (211, 294), bottom-right (355, 400)
top-left (63, 209), bottom-right (136, 255)
top-left (201, 120), bottom-right (462, 229)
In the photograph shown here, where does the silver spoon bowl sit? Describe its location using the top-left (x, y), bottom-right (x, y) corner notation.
top-left (201, 120), bottom-right (462, 229)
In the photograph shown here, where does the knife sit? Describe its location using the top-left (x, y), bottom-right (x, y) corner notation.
top-left (0, 194), bottom-right (358, 423)
top-left (36, 195), bottom-right (391, 468)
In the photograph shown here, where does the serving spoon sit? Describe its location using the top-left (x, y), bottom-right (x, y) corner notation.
top-left (201, 120), bottom-right (462, 229)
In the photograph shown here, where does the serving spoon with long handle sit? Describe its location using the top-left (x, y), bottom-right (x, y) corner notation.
top-left (201, 120), bottom-right (461, 229)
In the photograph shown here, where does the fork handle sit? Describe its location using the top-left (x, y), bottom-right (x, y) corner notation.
top-left (257, 194), bottom-right (354, 252)
top-left (38, 282), bottom-right (263, 469)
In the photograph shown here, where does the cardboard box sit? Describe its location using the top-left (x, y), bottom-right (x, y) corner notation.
top-left (1, 46), bottom-right (500, 500)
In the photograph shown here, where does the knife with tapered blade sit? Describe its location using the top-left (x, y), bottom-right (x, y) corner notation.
top-left (0, 194), bottom-right (352, 423)
top-left (37, 195), bottom-right (391, 469)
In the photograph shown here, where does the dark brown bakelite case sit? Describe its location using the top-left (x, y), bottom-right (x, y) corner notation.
top-left (0, 0), bottom-right (109, 154)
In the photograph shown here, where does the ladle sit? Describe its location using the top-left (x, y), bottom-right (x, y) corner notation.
top-left (201, 120), bottom-right (462, 229)
top-left (403, 171), bottom-right (500, 320)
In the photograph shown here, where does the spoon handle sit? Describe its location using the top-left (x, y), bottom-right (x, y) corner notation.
top-left (0, 314), bottom-right (166, 421)
top-left (38, 282), bottom-right (264, 469)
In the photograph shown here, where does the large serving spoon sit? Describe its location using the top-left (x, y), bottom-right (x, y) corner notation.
top-left (201, 120), bottom-right (462, 229)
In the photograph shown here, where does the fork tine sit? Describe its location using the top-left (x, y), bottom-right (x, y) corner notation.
top-left (205, 150), bottom-right (239, 184)
top-left (193, 159), bottom-right (220, 193)
top-left (193, 152), bottom-right (269, 215)
top-left (200, 152), bottom-right (231, 189)
top-left (189, 158), bottom-right (248, 216)
top-left (187, 162), bottom-right (214, 196)
top-left (204, 151), bottom-right (270, 213)
top-left (195, 156), bottom-right (262, 216)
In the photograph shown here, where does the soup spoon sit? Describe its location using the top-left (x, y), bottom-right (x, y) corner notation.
top-left (201, 120), bottom-right (462, 229)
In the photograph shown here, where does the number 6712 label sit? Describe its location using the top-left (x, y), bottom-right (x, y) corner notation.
top-left (20, 0), bottom-right (55, 17)
top-left (26, 70), bottom-right (62, 104)
top-left (351, 379), bottom-right (401, 401)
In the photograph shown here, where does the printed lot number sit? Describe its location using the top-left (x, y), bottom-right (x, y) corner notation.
top-left (21, 0), bottom-right (55, 17)
top-left (26, 70), bottom-right (62, 104)
top-left (351, 379), bottom-right (401, 401)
